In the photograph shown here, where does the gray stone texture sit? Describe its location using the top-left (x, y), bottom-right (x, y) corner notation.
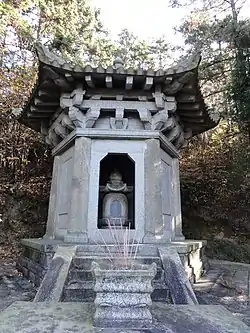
top-left (34, 245), bottom-right (76, 302)
top-left (87, 139), bottom-right (145, 244)
top-left (17, 240), bottom-right (207, 303)
top-left (144, 139), bottom-right (164, 242)
top-left (193, 260), bottom-right (250, 327)
top-left (158, 246), bottom-right (199, 304)
top-left (43, 155), bottom-right (60, 239)
top-left (64, 137), bottom-right (91, 243)
top-left (171, 158), bottom-right (185, 240)
top-left (0, 302), bottom-right (249, 333)
top-left (92, 261), bottom-right (157, 328)
top-left (16, 239), bottom-right (56, 286)
top-left (0, 264), bottom-right (36, 312)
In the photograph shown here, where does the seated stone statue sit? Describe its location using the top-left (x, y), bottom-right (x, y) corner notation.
top-left (101, 171), bottom-right (129, 228)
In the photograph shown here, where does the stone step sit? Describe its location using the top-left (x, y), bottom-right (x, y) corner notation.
top-left (63, 284), bottom-right (96, 302)
top-left (68, 266), bottom-right (164, 283)
top-left (66, 279), bottom-right (167, 290)
top-left (76, 244), bottom-right (159, 257)
top-left (71, 256), bottom-right (162, 270)
top-left (63, 281), bottom-right (170, 303)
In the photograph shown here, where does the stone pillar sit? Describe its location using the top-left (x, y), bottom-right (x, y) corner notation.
top-left (64, 137), bottom-right (91, 243)
top-left (43, 156), bottom-right (60, 239)
top-left (143, 139), bottom-right (164, 243)
top-left (172, 158), bottom-right (185, 241)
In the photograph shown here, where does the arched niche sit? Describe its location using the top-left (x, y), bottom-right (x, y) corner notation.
top-left (98, 153), bottom-right (135, 229)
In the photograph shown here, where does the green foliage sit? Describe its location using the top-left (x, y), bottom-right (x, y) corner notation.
top-left (114, 29), bottom-right (154, 69)
top-left (174, 0), bottom-right (250, 128)
top-left (113, 29), bottom-right (171, 69)
top-left (228, 32), bottom-right (250, 124)
top-left (181, 121), bottom-right (250, 241)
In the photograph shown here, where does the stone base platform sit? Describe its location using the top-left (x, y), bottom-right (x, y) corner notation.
top-left (17, 238), bottom-right (208, 288)
top-left (0, 302), bottom-right (249, 333)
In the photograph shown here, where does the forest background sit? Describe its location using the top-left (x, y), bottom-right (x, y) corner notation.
top-left (0, 0), bottom-right (249, 262)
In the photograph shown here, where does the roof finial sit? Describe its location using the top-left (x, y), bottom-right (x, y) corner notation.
top-left (113, 56), bottom-right (124, 69)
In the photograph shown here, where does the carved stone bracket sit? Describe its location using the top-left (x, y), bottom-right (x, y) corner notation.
top-left (54, 123), bottom-right (68, 138)
top-left (71, 85), bottom-right (85, 107)
top-left (137, 108), bottom-right (152, 130)
top-left (153, 85), bottom-right (164, 110)
top-left (109, 107), bottom-right (128, 129)
top-left (152, 109), bottom-right (168, 130)
top-left (153, 92), bottom-right (165, 109)
top-left (61, 114), bottom-right (74, 130)
top-left (46, 128), bottom-right (60, 146)
top-left (110, 118), bottom-right (128, 129)
top-left (85, 107), bottom-right (100, 128)
top-left (165, 96), bottom-right (177, 113)
top-left (68, 106), bottom-right (84, 128)
top-left (162, 117), bottom-right (175, 132)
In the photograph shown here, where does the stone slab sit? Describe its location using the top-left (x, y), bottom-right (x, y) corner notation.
top-left (34, 245), bottom-right (76, 302)
top-left (158, 246), bottom-right (198, 304)
top-left (193, 259), bottom-right (250, 327)
top-left (0, 302), bottom-right (249, 333)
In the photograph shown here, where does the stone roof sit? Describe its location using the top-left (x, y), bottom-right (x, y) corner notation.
top-left (17, 44), bottom-right (219, 137)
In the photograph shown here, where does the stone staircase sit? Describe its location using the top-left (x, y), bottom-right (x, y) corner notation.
top-left (62, 245), bottom-right (171, 303)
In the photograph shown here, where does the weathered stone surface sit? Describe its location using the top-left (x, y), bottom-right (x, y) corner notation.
top-left (143, 139), bottom-right (164, 243)
top-left (0, 265), bottom-right (36, 312)
top-left (193, 260), bottom-right (250, 327)
top-left (92, 262), bottom-right (157, 328)
top-left (64, 137), bottom-right (91, 243)
top-left (34, 245), bottom-right (76, 302)
top-left (158, 246), bottom-right (198, 304)
top-left (0, 302), bottom-right (249, 333)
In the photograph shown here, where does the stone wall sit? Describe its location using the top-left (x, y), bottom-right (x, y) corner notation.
top-left (17, 239), bottom-right (208, 302)
top-left (16, 239), bottom-right (56, 286)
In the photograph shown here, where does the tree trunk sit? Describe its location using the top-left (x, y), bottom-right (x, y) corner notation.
top-left (247, 121), bottom-right (250, 143)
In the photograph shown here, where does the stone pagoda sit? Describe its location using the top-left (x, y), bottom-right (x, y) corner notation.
top-left (16, 45), bottom-right (219, 295)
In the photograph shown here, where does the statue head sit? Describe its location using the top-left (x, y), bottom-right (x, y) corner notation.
top-left (109, 170), bottom-right (123, 187)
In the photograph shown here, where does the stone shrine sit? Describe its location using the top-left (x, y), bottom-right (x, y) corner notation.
top-left (16, 45), bottom-right (219, 298)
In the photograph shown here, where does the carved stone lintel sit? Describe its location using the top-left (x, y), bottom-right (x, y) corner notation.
top-left (152, 109), bottom-right (168, 130)
top-left (137, 108), bottom-right (152, 130)
top-left (68, 106), bottom-right (84, 128)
